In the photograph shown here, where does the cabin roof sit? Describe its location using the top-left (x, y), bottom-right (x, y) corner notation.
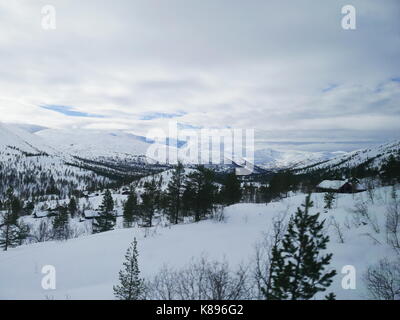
top-left (317, 180), bottom-right (347, 190)
top-left (83, 210), bottom-right (99, 218)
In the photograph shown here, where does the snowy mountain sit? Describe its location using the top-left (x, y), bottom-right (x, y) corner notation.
top-left (254, 148), bottom-right (345, 169)
top-left (36, 128), bottom-right (154, 160)
top-left (0, 123), bottom-right (114, 199)
top-left (296, 140), bottom-right (400, 173)
top-left (0, 123), bottom-right (167, 200)
top-left (34, 127), bottom-right (345, 171)
top-left (0, 122), bottom-right (60, 156)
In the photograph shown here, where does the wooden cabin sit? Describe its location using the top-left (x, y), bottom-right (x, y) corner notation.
top-left (316, 179), bottom-right (366, 193)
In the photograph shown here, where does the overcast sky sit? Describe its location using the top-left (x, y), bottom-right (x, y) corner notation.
top-left (0, 0), bottom-right (399, 152)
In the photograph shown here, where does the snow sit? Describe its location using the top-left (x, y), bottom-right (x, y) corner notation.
top-left (255, 148), bottom-right (345, 169)
top-left (298, 140), bottom-right (400, 172)
top-left (36, 128), bottom-right (153, 159)
top-left (317, 180), bottom-right (346, 190)
top-left (0, 187), bottom-right (397, 300)
top-left (83, 210), bottom-right (100, 219)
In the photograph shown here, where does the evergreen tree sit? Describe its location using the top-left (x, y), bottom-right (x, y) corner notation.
top-left (166, 162), bottom-right (186, 224)
top-left (323, 192), bottom-right (335, 210)
top-left (11, 196), bottom-right (23, 217)
top-left (93, 189), bottom-right (115, 233)
top-left (141, 179), bottom-right (159, 227)
top-left (220, 172), bottom-right (242, 205)
top-left (0, 188), bottom-right (28, 250)
top-left (184, 166), bottom-right (217, 222)
top-left (52, 206), bottom-right (70, 240)
top-left (113, 238), bottom-right (145, 300)
top-left (263, 195), bottom-right (336, 300)
top-left (325, 292), bottom-right (336, 300)
top-left (123, 189), bottom-right (140, 228)
top-left (68, 197), bottom-right (78, 218)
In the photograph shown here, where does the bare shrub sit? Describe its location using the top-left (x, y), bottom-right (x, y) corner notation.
top-left (328, 216), bottom-right (345, 243)
top-left (352, 201), bottom-right (380, 234)
top-left (212, 206), bottom-right (226, 223)
top-left (147, 256), bottom-right (252, 300)
top-left (364, 258), bottom-right (400, 300)
top-left (386, 188), bottom-right (400, 255)
top-left (30, 220), bottom-right (52, 243)
top-left (365, 179), bottom-right (376, 204)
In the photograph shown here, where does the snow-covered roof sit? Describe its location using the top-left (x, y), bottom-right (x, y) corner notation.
top-left (317, 180), bottom-right (347, 190)
top-left (83, 210), bottom-right (99, 218)
top-left (33, 211), bottom-right (49, 218)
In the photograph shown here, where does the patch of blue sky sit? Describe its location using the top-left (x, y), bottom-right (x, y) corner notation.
top-left (41, 105), bottom-right (106, 118)
top-left (139, 111), bottom-right (186, 120)
top-left (322, 84), bottom-right (338, 93)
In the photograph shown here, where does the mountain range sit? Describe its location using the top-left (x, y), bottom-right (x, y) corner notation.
top-left (1, 122), bottom-right (399, 177)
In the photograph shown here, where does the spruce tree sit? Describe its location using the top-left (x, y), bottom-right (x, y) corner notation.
top-left (0, 188), bottom-right (28, 250)
top-left (93, 189), bottom-right (115, 233)
top-left (68, 197), bottom-right (78, 218)
top-left (123, 189), bottom-right (140, 228)
top-left (52, 206), bottom-right (70, 240)
top-left (141, 179), bottom-right (159, 227)
top-left (184, 166), bottom-right (217, 222)
top-left (324, 192), bottom-right (335, 210)
top-left (113, 238), bottom-right (145, 300)
top-left (220, 172), bottom-right (242, 205)
top-left (166, 162), bottom-right (186, 224)
top-left (264, 195), bottom-right (336, 300)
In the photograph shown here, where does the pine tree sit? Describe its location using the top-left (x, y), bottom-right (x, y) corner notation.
top-left (52, 206), bottom-right (70, 240)
top-left (113, 238), bottom-right (145, 300)
top-left (324, 192), bottom-right (335, 210)
top-left (68, 197), bottom-right (78, 218)
top-left (93, 190), bottom-right (115, 233)
top-left (141, 179), bottom-right (159, 227)
top-left (0, 188), bottom-right (28, 250)
top-left (184, 166), bottom-right (217, 222)
top-left (220, 172), bottom-right (242, 205)
top-left (123, 189), bottom-right (140, 228)
top-left (166, 162), bottom-right (186, 224)
top-left (325, 292), bottom-right (336, 300)
top-left (264, 195), bottom-right (336, 300)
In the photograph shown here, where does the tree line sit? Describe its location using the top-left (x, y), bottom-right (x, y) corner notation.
top-left (93, 163), bottom-right (243, 234)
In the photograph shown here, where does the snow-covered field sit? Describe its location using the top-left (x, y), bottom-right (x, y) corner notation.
top-left (0, 187), bottom-right (397, 300)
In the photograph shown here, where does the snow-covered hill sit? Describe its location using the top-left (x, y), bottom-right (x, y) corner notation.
top-left (297, 140), bottom-right (400, 173)
top-left (0, 187), bottom-right (396, 299)
top-left (34, 126), bottom-right (345, 170)
top-left (254, 148), bottom-right (345, 169)
top-left (0, 123), bottom-right (59, 156)
top-left (36, 128), bottom-right (153, 160)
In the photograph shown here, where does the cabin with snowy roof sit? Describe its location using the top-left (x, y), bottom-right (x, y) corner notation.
top-left (316, 178), bottom-right (366, 193)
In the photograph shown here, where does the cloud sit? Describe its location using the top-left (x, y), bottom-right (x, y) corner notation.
top-left (0, 0), bottom-right (399, 152)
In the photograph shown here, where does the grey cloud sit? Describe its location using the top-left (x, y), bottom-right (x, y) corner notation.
top-left (0, 0), bottom-right (399, 152)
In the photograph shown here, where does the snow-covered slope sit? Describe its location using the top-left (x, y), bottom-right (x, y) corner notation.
top-left (0, 187), bottom-right (396, 300)
top-left (297, 140), bottom-right (400, 172)
top-left (0, 122), bottom-right (59, 156)
top-left (0, 123), bottom-right (115, 199)
top-left (254, 148), bottom-right (345, 169)
top-left (36, 129), bottom-right (153, 159)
